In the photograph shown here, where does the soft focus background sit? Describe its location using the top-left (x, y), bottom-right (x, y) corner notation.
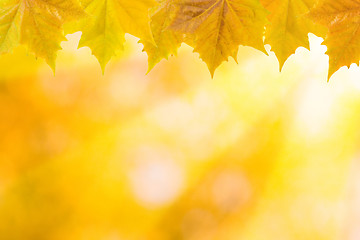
top-left (1, 33), bottom-right (360, 240)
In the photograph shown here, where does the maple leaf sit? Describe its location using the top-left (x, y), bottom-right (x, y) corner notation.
top-left (168, 0), bottom-right (269, 77)
top-left (309, 0), bottom-right (360, 79)
top-left (142, 0), bottom-right (184, 72)
top-left (0, 0), bottom-right (21, 55)
top-left (0, 0), bottom-right (84, 70)
top-left (261, 0), bottom-right (326, 70)
top-left (69, 0), bottom-right (157, 72)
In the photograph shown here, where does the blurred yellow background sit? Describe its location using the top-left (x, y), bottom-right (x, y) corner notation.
top-left (0, 33), bottom-right (360, 240)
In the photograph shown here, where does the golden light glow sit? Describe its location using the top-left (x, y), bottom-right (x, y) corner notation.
top-left (0, 33), bottom-right (359, 240)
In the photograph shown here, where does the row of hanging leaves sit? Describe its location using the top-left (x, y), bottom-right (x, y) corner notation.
top-left (0, 0), bottom-right (358, 80)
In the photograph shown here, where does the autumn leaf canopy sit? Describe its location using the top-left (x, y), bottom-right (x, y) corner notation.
top-left (0, 0), bottom-right (357, 79)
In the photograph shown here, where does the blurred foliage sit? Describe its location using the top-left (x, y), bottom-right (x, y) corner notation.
top-left (1, 33), bottom-right (360, 240)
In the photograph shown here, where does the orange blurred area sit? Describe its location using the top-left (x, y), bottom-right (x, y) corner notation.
top-left (1, 33), bottom-right (360, 240)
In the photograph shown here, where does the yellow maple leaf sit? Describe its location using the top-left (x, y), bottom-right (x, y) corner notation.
top-left (0, 0), bottom-right (84, 70)
top-left (261, 0), bottom-right (326, 70)
top-left (309, 0), bottom-right (360, 80)
top-left (69, 0), bottom-right (157, 72)
top-left (142, 0), bottom-right (184, 72)
top-left (0, 0), bottom-right (21, 55)
top-left (168, 0), bottom-right (268, 77)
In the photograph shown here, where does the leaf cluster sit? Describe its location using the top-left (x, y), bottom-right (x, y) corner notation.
top-left (0, 0), bottom-right (356, 79)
